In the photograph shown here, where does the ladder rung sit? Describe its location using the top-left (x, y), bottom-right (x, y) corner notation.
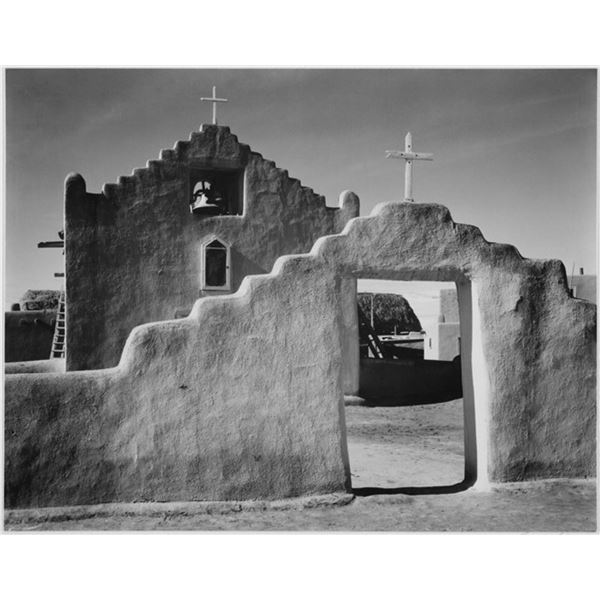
top-left (50, 289), bottom-right (66, 359)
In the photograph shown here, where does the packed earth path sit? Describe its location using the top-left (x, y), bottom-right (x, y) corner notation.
top-left (345, 400), bottom-right (465, 489)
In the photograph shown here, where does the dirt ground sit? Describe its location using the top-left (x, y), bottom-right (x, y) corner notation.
top-left (4, 400), bottom-right (596, 532)
top-left (345, 400), bottom-right (465, 489)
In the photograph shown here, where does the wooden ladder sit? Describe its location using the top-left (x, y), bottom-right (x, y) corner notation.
top-left (357, 305), bottom-right (391, 359)
top-left (50, 289), bottom-right (66, 359)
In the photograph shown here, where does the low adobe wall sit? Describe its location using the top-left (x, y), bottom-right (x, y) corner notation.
top-left (4, 310), bottom-right (56, 363)
top-left (5, 202), bottom-right (596, 508)
top-left (5, 359), bottom-right (65, 374)
top-left (5, 262), bottom-right (351, 509)
top-left (359, 357), bottom-right (462, 405)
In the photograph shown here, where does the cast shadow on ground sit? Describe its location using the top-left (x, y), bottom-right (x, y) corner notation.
top-left (353, 476), bottom-right (476, 497)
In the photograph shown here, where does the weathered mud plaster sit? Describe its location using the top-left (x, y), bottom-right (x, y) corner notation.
top-left (65, 125), bottom-right (359, 371)
top-left (5, 202), bottom-right (596, 508)
top-left (5, 359), bottom-right (65, 374)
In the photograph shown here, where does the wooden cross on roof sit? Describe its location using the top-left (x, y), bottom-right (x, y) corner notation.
top-left (201, 86), bottom-right (228, 125)
top-left (385, 132), bottom-right (433, 202)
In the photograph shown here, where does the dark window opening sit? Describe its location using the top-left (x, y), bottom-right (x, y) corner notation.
top-left (189, 168), bottom-right (244, 216)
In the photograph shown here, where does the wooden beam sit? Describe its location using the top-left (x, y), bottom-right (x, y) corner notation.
top-left (37, 241), bottom-right (64, 248)
top-left (385, 151), bottom-right (433, 161)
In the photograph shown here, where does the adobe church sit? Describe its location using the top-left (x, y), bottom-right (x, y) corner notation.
top-left (63, 125), bottom-right (359, 372)
top-left (4, 121), bottom-right (596, 509)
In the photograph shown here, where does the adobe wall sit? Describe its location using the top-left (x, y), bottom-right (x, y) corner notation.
top-left (6, 259), bottom-right (351, 508)
top-left (359, 357), bottom-right (462, 405)
top-left (4, 310), bottom-right (56, 363)
top-left (5, 359), bottom-right (65, 374)
top-left (424, 289), bottom-right (462, 360)
top-left (5, 202), bottom-right (596, 508)
top-left (440, 288), bottom-right (460, 322)
top-left (570, 275), bottom-right (597, 303)
top-left (66, 125), bottom-right (359, 371)
top-left (314, 203), bottom-right (595, 483)
top-left (425, 320), bottom-right (461, 361)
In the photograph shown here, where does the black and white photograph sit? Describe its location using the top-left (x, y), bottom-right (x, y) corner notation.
top-left (0, 5), bottom-right (598, 599)
top-left (3, 67), bottom-right (596, 532)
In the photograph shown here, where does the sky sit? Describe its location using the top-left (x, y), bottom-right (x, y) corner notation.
top-left (3, 68), bottom-right (597, 307)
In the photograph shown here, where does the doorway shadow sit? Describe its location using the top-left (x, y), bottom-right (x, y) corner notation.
top-left (353, 475), bottom-right (475, 497)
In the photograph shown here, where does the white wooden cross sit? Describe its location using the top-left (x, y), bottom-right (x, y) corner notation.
top-left (201, 86), bottom-right (228, 125)
top-left (385, 132), bottom-right (433, 202)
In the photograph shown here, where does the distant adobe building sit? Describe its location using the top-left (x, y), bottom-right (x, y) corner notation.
top-left (63, 125), bottom-right (359, 371)
top-left (569, 273), bottom-right (596, 303)
top-left (4, 291), bottom-right (61, 364)
top-left (426, 273), bottom-right (597, 362)
top-left (425, 289), bottom-right (461, 362)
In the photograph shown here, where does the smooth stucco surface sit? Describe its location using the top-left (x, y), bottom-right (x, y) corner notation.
top-left (425, 322), bottom-right (461, 361)
top-left (5, 359), bottom-right (65, 374)
top-left (5, 202), bottom-right (596, 508)
top-left (65, 125), bottom-right (358, 371)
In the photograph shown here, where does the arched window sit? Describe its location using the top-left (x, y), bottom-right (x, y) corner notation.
top-left (201, 238), bottom-right (231, 291)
